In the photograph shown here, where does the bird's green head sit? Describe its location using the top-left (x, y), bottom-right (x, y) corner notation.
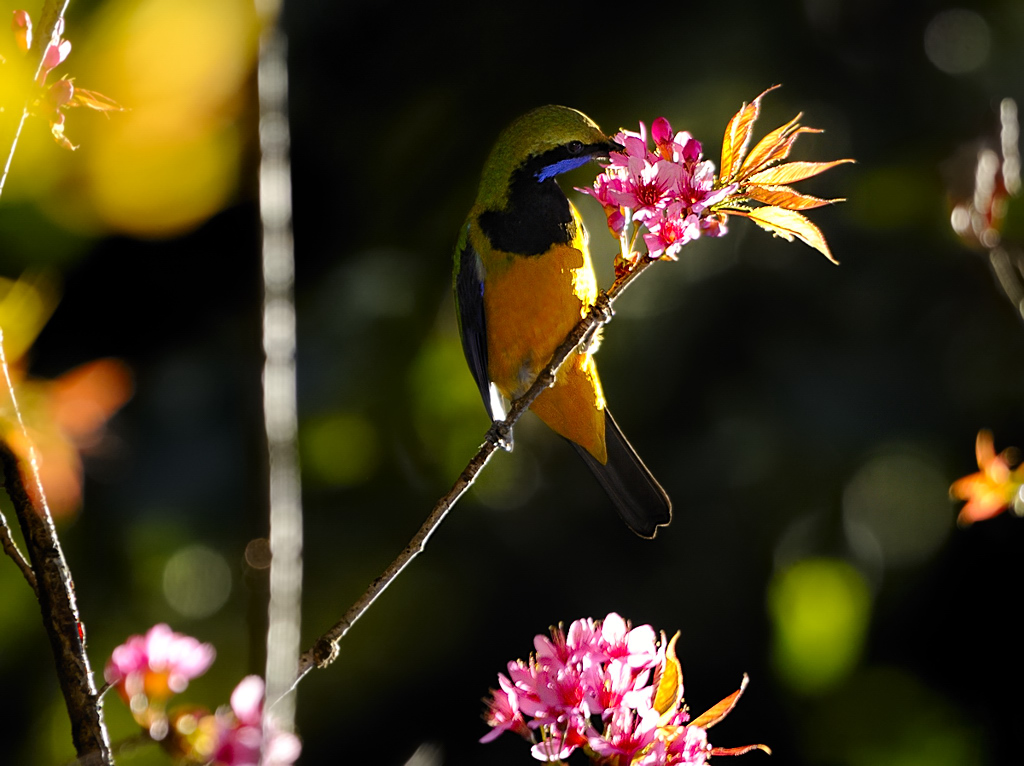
top-left (475, 105), bottom-right (620, 209)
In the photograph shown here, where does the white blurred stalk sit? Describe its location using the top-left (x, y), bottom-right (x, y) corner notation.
top-left (256, 3), bottom-right (302, 742)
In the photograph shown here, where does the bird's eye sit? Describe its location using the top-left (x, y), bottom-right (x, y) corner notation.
top-left (566, 140), bottom-right (584, 155)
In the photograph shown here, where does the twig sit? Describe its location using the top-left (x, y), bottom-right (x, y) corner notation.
top-left (0, 0), bottom-right (71, 200)
top-left (0, 501), bottom-right (37, 592)
top-left (0, 445), bottom-right (112, 764)
top-left (288, 255), bottom-right (658, 687)
top-left (1, 327), bottom-right (111, 763)
top-left (0, 334), bottom-right (37, 589)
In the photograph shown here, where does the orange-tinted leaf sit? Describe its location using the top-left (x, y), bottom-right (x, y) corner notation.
top-left (744, 184), bottom-right (843, 210)
top-left (691, 674), bottom-right (749, 729)
top-left (710, 744), bottom-right (773, 757)
top-left (49, 117), bottom-right (77, 150)
top-left (653, 631), bottom-right (684, 720)
top-left (70, 87), bottom-right (124, 113)
top-left (747, 159), bottom-right (854, 187)
top-left (721, 86), bottom-right (779, 183)
top-left (51, 359), bottom-right (132, 444)
top-left (739, 115), bottom-right (820, 178)
top-left (734, 205), bottom-right (838, 263)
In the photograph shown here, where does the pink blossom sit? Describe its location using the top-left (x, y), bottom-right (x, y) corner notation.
top-left (597, 612), bottom-right (660, 670)
top-left (578, 172), bottom-right (627, 234)
top-left (37, 17), bottom-right (70, 85)
top-left (609, 154), bottom-right (683, 223)
top-left (104, 623), bottom-right (215, 703)
top-left (588, 706), bottom-right (660, 762)
top-left (481, 674), bottom-right (531, 743)
top-left (212, 676), bottom-right (301, 766)
top-left (665, 723), bottom-right (711, 765)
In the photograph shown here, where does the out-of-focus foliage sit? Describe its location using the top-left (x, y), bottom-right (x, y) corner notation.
top-left (0, 274), bottom-right (131, 516)
top-left (768, 557), bottom-right (872, 695)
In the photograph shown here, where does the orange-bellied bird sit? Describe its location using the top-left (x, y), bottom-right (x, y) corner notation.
top-left (453, 105), bottom-right (672, 538)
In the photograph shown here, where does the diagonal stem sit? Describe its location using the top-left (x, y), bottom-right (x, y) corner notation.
top-left (287, 256), bottom-right (658, 687)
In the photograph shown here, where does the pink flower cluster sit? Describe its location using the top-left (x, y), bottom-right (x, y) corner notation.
top-left (104, 625), bottom-right (300, 766)
top-left (105, 623), bottom-right (216, 705)
top-left (579, 118), bottom-right (733, 259)
top-left (482, 613), bottom-right (737, 765)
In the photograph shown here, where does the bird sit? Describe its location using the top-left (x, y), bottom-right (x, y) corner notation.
top-left (452, 105), bottom-right (672, 538)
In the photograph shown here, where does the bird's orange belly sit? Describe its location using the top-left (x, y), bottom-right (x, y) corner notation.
top-left (483, 244), bottom-right (607, 461)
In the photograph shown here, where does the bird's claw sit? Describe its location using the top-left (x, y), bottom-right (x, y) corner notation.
top-left (592, 293), bottom-right (614, 324)
top-left (580, 295), bottom-right (613, 354)
top-left (487, 420), bottom-right (514, 452)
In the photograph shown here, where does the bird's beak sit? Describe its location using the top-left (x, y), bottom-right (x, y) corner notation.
top-left (594, 139), bottom-right (625, 161)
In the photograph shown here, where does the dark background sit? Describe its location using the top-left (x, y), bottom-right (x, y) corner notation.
top-left (2, 0), bottom-right (1024, 764)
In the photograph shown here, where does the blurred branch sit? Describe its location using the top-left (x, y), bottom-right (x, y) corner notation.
top-left (289, 256), bottom-right (658, 686)
top-left (0, 0), bottom-right (71, 199)
top-left (949, 98), bottom-right (1022, 320)
top-left (988, 246), bottom-right (1024, 320)
top-left (257, 20), bottom-right (303, 739)
top-left (0, 329), bottom-right (112, 764)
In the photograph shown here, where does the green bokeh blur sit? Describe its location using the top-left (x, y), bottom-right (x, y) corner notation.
top-left (2, 0), bottom-right (1024, 764)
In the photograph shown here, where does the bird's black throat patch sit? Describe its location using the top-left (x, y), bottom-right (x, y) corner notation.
top-left (477, 143), bottom-right (608, 256)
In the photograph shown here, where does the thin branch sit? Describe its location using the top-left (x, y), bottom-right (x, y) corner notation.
top-left (287, 255), bottom-right (659, 688)
top-left (0, 501), bottom-right (37, 592)
top-left (0, 445), bottom-right (112, 764)
top-left (1, 327), bottom-right (111, 763)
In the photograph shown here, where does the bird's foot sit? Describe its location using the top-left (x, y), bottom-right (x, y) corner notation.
top-left (486, 420), bottom-right (514, 452)
top-left (592, 293), bottom-right (614, 324)
top-left (580, 295), bottom-right (613, 354)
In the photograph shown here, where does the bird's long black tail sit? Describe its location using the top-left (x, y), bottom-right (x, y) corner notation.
top-left (569, 409), bottom-right (672, 538)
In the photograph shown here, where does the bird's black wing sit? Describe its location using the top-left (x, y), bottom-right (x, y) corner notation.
top-left (454, 228), bottom-right (496, 419)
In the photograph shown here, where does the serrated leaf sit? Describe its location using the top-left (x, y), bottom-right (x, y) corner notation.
top-left (70, 87), bottom-right (124, 113)
top-left (747, 159), bottom-right (854, 186)
top-left (690, 674), bottom-right (749, 729)
top-left (737, 205), bottom-right (838, 262)
top-left (653, 631), bottom-right (683, 720)
top-left (710, 744), bottom-right (773, 757)
top-left (740, 119), bottom-right (822, 178)
top-left (721, 85), bottom-right (779, 183)
top-left (744, 184), bottom-right (844, 210)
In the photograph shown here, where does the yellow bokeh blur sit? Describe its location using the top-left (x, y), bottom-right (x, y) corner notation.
top-left (768, 557), bottom-right (872, 695)
top-left (77, 0), bottom-right (258, 236)
top-left (1, 0), bottom-right (259, 237)
top-left (302, 411), bottom-right (381, 487)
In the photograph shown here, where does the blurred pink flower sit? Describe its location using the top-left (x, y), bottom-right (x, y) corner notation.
top-left (105, 623), bottom-right (215, 705)
top-left (212, 676), bottom-right (301, 766)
